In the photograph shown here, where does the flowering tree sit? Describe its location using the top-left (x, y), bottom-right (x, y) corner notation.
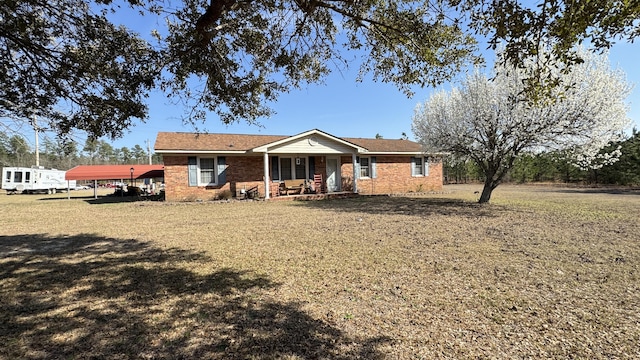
top-left (412, 49), bottom-right (632, 203)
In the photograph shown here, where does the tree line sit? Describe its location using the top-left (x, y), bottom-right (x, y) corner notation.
top-left (444, 129), bottom-right (640, 187)
top-left (0, 134), bottom-right (163, 170)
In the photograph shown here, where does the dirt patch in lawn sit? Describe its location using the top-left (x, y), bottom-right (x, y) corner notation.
top-left (1, 184), bottom-right (639, 358)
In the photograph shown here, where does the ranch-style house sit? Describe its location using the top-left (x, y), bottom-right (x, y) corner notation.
top-left (154, 129), bottom-right (443, 201)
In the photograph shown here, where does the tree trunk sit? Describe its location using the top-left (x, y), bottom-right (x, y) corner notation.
top-left (478, 180), bottom-right (494, 203)
top-left (478, 167), bottom-right (500, 204)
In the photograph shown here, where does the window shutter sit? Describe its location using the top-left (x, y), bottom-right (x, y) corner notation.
top-left (371, 156), bottom-right (377, 179)
top-left (308, 156), bottom-right (315, 179)
top-left (424, 157), bottom-right (429, 176)
top-left (355, 156), bottom-right (360, 179)
top-left (271, 156), bottom-right (279, 180)
top-left (217, 156), bottom-right (226, 184)
top-left (188, 156), bottom-right (197, 186)
top-left (410, 157), bottom-right (416, 176)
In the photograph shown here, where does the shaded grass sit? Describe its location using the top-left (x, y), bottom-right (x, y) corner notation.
top-left (1, 184), bottom-right (639, 358)
top-left (0, 234), bottom-right (385, 359)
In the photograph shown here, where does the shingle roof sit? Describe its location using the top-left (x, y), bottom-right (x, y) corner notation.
top-left (154, 131), bottom-right (424, 154)
top-left (343, 137), bottom-right (423, 153)
top-left (155, 132), bottom-right (287, 152)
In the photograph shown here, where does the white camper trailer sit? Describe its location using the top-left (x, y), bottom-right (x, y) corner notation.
top-left (1, 166), bottom-right (75, 194)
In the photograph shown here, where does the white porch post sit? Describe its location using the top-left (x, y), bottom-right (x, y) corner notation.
top-left (263, 151), bottom-right (270, 199)
top-left (352, 153), bottom-right (358, 193)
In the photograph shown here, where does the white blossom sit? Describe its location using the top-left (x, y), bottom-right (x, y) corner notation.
top-left (412, 48), bottom-right (632, 202)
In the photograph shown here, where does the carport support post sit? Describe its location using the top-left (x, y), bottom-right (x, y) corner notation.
top-left (263, 152), bottom-right (270, 199)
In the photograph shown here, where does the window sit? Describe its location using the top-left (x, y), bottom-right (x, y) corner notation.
top-left (355, 156), bottom-right (376, 179)
top-left (5, 171), bottom-right (11, 182)
top-left (187, 156), bottom-right (227, 186)
top-left (280, 158), bottom-right (292, 180)
top-left (411, 157), bottom-right (429, 177)
top-left (25, 172), bottom-right (31, 183)
top-left (199, 158), bottom-right (215, 184)
top-left (14, 171), bottom-right (23, 183)
top-left (413, 157), bottom-right (423, 176)
top-left (295, 157), bottom-right (306, 179)
top-left (275, 157), bottom-right (309, 180)
top-left (360, 157), bottom-right (370, 178)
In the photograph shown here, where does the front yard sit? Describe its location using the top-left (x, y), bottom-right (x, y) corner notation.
top-left (1, 185), bottom-right (639, 359)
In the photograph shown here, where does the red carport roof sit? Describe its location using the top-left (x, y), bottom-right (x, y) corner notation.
top-left (65, 165), bottom-right (164, 181)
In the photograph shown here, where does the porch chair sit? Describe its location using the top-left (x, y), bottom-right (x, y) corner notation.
top-left (313, 174), bottom-right (324, 193)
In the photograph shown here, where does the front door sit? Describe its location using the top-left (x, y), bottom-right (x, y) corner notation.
top-left (326, 158), bottom-right (340, 192)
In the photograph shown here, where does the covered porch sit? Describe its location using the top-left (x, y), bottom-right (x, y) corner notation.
top-left (252, 130), bottom-right (367, 199)
top-left (231, 153), bottom-right (359, 200)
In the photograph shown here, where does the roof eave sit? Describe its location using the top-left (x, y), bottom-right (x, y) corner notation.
top-left (155, 150), bottom-right (249, 155)
top-left (363, 151), bottom-right (421, 155)
top-left (361, 151), bottom-right (447, 156)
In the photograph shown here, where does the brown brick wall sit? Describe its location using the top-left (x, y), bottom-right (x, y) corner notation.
top-left (164, 155), bottom-right (267, 201)
top-left (340, 155), bottom-right (443, 195)
top-left (163, 154), bottom-right (443, 201)
top-left (227, 156), bottom-right (265, 197)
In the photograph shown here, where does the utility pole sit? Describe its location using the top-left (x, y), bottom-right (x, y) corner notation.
top-left (32, 114), bottom-right (39, 167)
top-left (147, 139), bottom-right (152, 164)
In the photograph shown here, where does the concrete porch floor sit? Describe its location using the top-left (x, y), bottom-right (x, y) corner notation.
top-left (269, 191), bottom-right (358, 201)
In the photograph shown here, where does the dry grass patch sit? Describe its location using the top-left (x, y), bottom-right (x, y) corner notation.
top-left (1, 185), bottom-right (639, 359)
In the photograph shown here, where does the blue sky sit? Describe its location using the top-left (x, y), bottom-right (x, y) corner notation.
top-left (106, 39), bottom-right (639, 151)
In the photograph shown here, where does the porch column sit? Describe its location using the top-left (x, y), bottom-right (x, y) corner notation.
top-left (352, 153), bottom-right (358, 193)
top-left (263, 151), bottom-right (270, 199)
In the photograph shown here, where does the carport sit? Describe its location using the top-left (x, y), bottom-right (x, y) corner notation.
top-left (65, 164), bottom-right (164, 199)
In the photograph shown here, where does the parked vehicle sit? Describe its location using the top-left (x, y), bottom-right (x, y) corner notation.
top-left (1, 166), bottom-right (76, 194)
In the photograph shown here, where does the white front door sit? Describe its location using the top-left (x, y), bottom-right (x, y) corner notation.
top-left (326, 158), bottom-right (340, 192)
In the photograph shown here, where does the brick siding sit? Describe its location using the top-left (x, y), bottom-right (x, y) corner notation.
top-left (340, 155), bottom-right (443, 195)
top-left (164, 155), bottom-right (265, 201)
top-left (163, 154), bottom-right (443, 201)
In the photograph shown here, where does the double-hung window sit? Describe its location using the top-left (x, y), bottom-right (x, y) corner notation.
top-left (359, 157), bottom-right (370, 178)
top-left (411, 157), bottom-right (429, 177)
top-left (199, 158), bottom-right (216, 185)
top-left (355, 156), bottom-right (376, 179)
top-left (413, 157), bottom-right (423, 176)
top-left (188, 156), bottom-right (227, 186)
